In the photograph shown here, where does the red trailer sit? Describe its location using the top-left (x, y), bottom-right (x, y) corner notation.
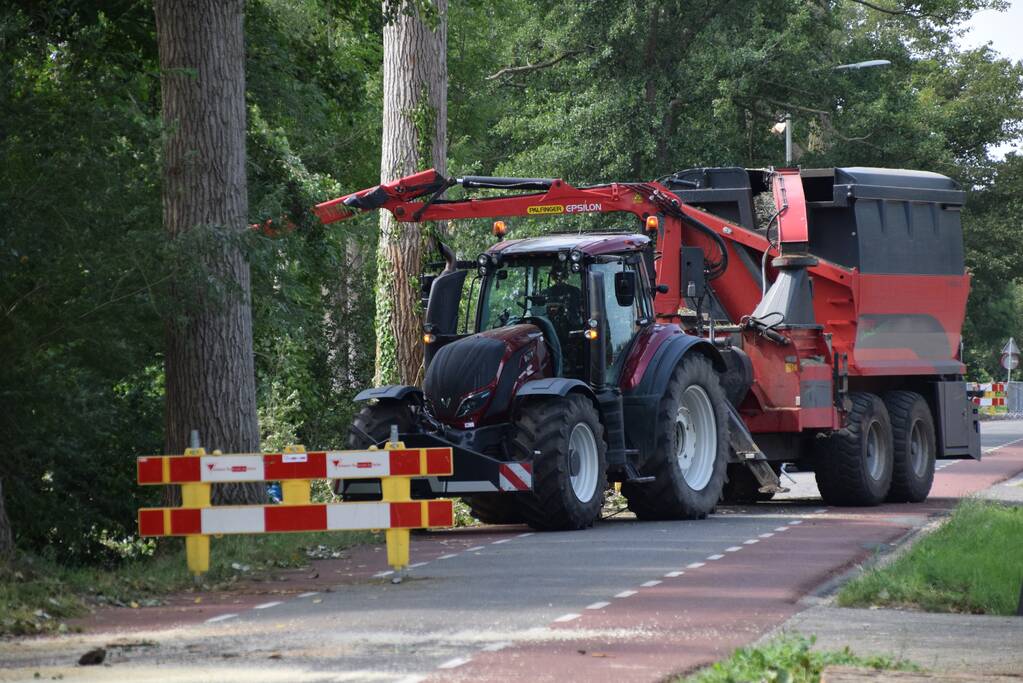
top-left (314, 166), bottom-right (980, 530)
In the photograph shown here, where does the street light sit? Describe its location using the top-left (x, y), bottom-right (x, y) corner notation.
top-left (782, 59), bottom-right (891, 164)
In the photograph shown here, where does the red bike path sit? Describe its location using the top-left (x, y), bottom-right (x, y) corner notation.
top-left (435, 445), bottom-right (1023, 682)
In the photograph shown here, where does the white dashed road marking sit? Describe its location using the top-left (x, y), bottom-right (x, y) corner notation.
top-left (759, 532), bottom-right (774, 538)
top-left (206, 613), bottom-right (238, 624)
top-left (438, 553), bottom-right (457, 560)
top-left (253, 601), bottom-right (282, 610)
top-left (437, 657), bottom-right (472, 669)
top-left (664, 571), bottom-right (684, 577)
top-left (297, 591), bottom-right (318, 598)
top-left (686, 562), bottom-right (706, 569)
top-left (725, 546), bottom-right (742, 552)
top-left (707, 554), bottom-right (724, 561)
top-left (553, 613), bottom-right (581, 623)
top-left (466, 546), bottom-right (485, 552)
top-left (743, 539), bottom-right (759, 545)
top-left (586, 601), bottom-right (610, 610)
top-left (615, 590), bottom-right (637, 598)
top-left (641, 580), bottom-right (662, 587)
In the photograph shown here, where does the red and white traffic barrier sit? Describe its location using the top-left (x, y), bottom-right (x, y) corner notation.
top-left (139, 500), bottom-right (454, 537)
top-left (138, 448), bottom-right (452, 484)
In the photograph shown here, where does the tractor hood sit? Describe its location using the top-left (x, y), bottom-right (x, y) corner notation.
top-left (424, 324), bottom-right (551, 427)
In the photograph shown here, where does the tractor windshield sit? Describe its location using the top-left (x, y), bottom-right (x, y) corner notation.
top-left (478, 260), bottom-right (584, 331)
top-left (477, 259), bottom-right (586, 376)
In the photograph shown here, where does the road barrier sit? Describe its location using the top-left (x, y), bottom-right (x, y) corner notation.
top-left (137, 441), bottom-right (454, 577)
top-left (968, 382), bottom-right (1007, 416)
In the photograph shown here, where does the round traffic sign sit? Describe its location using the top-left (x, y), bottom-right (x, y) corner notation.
top-left (1001, 353), bottom-right (1019, 370)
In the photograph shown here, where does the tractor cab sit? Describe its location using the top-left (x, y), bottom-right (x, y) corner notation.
top-left (421, 233), bottom-right (654, 430)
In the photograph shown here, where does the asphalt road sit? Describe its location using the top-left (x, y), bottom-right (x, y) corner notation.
top-left (2, 421), bottom-right (1022, 683)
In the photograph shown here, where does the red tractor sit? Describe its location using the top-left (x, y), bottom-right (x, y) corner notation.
top-left (314, 166), bottom-right (980, 530)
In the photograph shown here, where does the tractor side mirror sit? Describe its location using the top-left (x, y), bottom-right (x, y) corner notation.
top-left (614, 270), bottom-right (636, 307)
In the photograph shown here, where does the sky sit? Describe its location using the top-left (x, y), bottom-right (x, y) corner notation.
top-left (963, 0), bottom-right (1023, 62)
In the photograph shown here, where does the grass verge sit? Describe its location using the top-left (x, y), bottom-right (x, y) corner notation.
top-left (837, 499), bottom-right (1023, 615)
top-left (0, 530), bottom-right (377, 637)
top-left (680, 635), bottom-right (915, 682)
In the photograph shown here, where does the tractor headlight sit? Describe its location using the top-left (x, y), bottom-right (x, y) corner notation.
top-left (455, 389), bottom-right (491, 418)
top-left (569, 250), bottom-right (583, 263)
top-left (477, 254), bottom-right (489, 267)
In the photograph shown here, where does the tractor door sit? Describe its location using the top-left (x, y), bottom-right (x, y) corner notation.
top-left (590, 258), bottom-right (650, 384)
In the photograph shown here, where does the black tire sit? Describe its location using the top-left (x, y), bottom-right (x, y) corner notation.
top-left (512, 394), bottom-right (607, 531)
top-left (622, 354), bottom-right (729, 520)
top-left (884, 391), bottom-right (936, 503)
top-left (720, 463), bottom-right (776, 504)
top-left (463, 493), bottom-right (525, 525)
top-left (814, 392), bottom-right (894, 506)
top-left (337, 400), bottom-right (416, 500)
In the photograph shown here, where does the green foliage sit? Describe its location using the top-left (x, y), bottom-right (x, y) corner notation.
top-left (838, 499), bottom-right (1023, 615)
top-left (681, 635), bottom-right (915, 683)
top-left (0, 0), bottom-right (380, 564)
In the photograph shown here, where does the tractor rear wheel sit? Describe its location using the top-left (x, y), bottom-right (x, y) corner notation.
top-left (512, 394), bottom-right (607, 531)
top-left (814, 392), bottom-right (894, 506)
top-left (337, 400), bottom-right (416, 500)
top-left (463, 493), bottom-right (525, 525)
top-left (623, 355), bottom-right (729, 520)
top-left (884, 391), bottom-right (936, 503)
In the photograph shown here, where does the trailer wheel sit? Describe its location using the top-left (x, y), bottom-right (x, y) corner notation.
top-left (814, 392), bottom-right (893, 506)
top-left (512, 394), bottom-right (607, 531)
top-left (883, 391), bottom-right (936, 503)
top-left (337, 400), bottom-right (416, 500)
top-left (623, 354), bottom-right (729, 520)
top-left (463, 493), bottom-right (525, 525)
top-left (720, 463), bottom-right (776, 504)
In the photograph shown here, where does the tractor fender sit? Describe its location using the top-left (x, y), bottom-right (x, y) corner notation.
top-left (514, 377), bottom-right (595, 402)
top-left (353, 385), bottom-right (423, 403)
top-left (622, 334), bottom-right (725, 459)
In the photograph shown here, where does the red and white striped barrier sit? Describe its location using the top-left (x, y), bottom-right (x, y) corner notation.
top-left (137, 448), bottom-right (452, 484)
top-left (139, 500), bottom-right (454, 537)
top-left (499, 462), bottom-right (533, 491)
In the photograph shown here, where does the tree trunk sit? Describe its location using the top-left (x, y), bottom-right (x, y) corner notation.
top-left (154, 0), bottom-right (262, 505)
top-left (375, 0), bottom-right (447, 386)
top-left (0, 478), bottom-right (13, 560)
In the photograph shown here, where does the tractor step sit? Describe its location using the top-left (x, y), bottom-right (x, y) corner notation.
top-left (608, 462), bottom-right (655, 484)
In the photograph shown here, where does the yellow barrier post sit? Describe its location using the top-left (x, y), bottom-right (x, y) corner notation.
top-left (380, 437), bottom-right (412, 581)
top-left (181, 446), bottom-right (211, 576)
top-left (280, 444), bottom-right (312, 505)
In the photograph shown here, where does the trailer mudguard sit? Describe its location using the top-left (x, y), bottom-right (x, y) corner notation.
top-left (622, 334), bottom-right (724, 458)
top-left (353, 385), bottom-right (423, 403)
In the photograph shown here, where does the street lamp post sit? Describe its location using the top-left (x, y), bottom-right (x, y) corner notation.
top-left (782, 59), bottom-right (891, 165)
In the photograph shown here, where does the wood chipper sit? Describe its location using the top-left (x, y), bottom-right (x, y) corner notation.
top-left (313, 166), bottom-right (979, 530)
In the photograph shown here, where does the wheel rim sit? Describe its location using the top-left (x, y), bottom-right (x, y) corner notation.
top-left (568, 422), bottom-right (599, 503)
top-left (675, 385), bottom-right (717, 490)
top-left (865, 420), bottom-right (884, 480)
top-left (909, 420), bottom-right (928, 477)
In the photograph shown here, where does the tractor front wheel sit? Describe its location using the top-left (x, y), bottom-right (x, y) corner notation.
top-left (337, 399), bottom-right (416, 500)
top-left (513, 394), bottom-right (607, 531)
top-left (623, 355), bottom-right (729, 520)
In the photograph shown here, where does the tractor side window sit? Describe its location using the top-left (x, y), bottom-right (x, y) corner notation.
top-left (592, 261), bottom-right (642, 382)
top-left (478, 266), bottom-right (529, 330)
